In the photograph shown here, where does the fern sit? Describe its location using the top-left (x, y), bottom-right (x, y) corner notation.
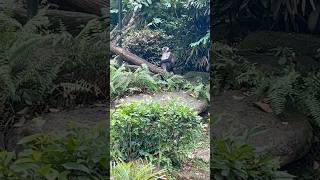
top-left (267, 69), bottom-right (300, 115)
top-left (302, 94), bottom-right (320, 126)
top-left (297, 72), bottom-right (320, 125)
top-left (0, 8), bottom-right (107, 110)
top-left (110, 64), bottom-right (158, 98)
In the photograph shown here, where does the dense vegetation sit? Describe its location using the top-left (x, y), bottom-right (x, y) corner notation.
top-left (0, 1), bottom-right (110, 179)
top-left (111, 100), bottom-right (202, 168)
top-left (0, 8), bottom-right (108, 116)
top-left (111, 0), bottom-right (210, 72)
top-left (213, 0), bottom-right (320, 179)
top-left (109, 0), bottom-right (211, 178)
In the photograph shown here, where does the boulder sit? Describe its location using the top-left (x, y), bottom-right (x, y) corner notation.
top-left (211, 90), bottom-right (313, 166)
top-left (114, 91), bottom-right (208, 114)
top-left (237, 31), bottom-right (320, 73)
top-left (183, 71), bottom-right (210, 84)
top-left (239, 31), bottom-right (320, 57)
top-left (6, 106), bottom-right (107, 151)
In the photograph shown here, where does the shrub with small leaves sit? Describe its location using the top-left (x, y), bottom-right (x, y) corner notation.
top-left (111, 100), bottom-right (202, 167)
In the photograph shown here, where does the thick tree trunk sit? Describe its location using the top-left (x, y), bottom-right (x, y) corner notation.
top-left (0, 4), bottom-right (99, 34)
top-left (111, 44), bottom-right (164, 74)
top-left (49, 0), bottom-right (108, 16)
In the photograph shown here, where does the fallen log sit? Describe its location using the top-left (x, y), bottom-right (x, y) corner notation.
top-left (0, 4), bottom-right (100, 34)
top-left (111, 43), bottom-right (164, 74)
top-left (49, 0), bottom-right (108, 16)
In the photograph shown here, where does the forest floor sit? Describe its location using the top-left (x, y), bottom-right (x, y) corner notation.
top-left (177, 124), bottom-right (210, 180)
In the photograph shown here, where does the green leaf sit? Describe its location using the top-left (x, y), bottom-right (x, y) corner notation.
top-left (17, 133), bottom-right (43, 145)
top-left (62, 162), bottom-right (91, 174)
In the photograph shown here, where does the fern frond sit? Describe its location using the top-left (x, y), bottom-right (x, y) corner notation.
top-left (267, 70), bottom-right (300, 115)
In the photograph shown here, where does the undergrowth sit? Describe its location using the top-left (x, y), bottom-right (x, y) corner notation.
top-left (0, 126), bottom-right (108, 179)
top-left (0, 8), bottom-right (108, 124)
top-left (110, 63), bottom-right (209, 101)
top-left (211, 42), bottom-right (320, 127)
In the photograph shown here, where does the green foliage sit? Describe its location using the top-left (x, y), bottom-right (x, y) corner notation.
top-left (211, 42), bottom-right (243, 91)
top-left (0, 126), bottom-right (108, 179)
top-left (299, 71), bottom-right (320, 125)
top-left (111, 100), bottom-right (202, 167)
top-left (111, 160), bottom-right (167, 180)
top-left (212, 137), bottom-right (295, 180)
top-left (0, 10), bottom-right (107, 112)
top-left (269, 47), bottom-right (296, 66)
top-left (110, 64), bottom-right (209, 101)
top-left (160, 73), bottom-right (210, 101)
top-left (267, 69), bottom-right (300, 115)
top-left (214, 0), bottom-right (319, 33)
top-left (110, 64), bottom-right (158, 98)
top-left (0, 11), bottom-right (65, 107)
top-left (113, 0), bottom-right (210, 71)
top-left (211, 42), bottom-right (320, 127)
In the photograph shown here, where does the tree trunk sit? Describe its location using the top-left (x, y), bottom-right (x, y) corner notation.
top-left (49, 0), bottom-right (108, 16)
top-left (0, 4), bottom-right (99, 34)
top-left (110, 44), bottom-right (164, 74)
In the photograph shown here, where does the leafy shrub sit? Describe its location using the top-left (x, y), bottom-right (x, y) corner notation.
top-left (0, 126), bottom-right (108, 179)
top-left (212, 137), bottom-right (295, 180)
top-left (111, 100), bottom-right (202, 167)
top-left (111, 160), bottom-right (166, 180)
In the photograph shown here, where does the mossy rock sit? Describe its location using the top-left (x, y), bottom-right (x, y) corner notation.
top-left (211, 90), bottom-right (313, 167)
top-left (239, 31), bottom-right (320, 56)
top-left (183, 71), bottom-right (209, 84)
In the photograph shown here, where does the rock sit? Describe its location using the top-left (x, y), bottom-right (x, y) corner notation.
top-left (211, 90), bottom-right (313, 166)
top-left (49, 108), bottom-right (60, 113)
top-left (6, 107), bottom-right (107, 151)
top-left (114, 91), bottom-right (208, 114)
top-left (239, 31), bottom-right (320, 57)
top-left (237, 31), bottom-right (320, 73)
top-left (17, 107), bottom-right (29, 115)
top-left (183, 71), bottom-right (209, 84)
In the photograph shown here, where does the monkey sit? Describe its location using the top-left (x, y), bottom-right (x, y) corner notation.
top-left (160, 47), bottom-right (176, 72)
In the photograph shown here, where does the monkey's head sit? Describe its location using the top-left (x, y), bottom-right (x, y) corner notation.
top-left (162, 47), bottom-right (170, 53)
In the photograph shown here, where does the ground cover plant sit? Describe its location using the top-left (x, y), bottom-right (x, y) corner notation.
top-left (110, 63), bottom-right (209, 101)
